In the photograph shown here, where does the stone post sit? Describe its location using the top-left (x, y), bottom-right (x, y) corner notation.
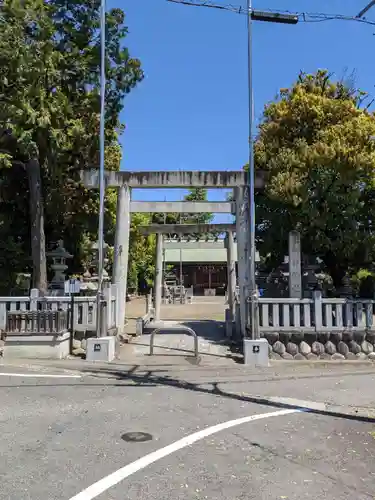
top-left (288, 230), bottom-right (302, 299)
top-left (313, 289), bottom-right (323, 332)
top-left (234, 186), bottom-right (250, 336)
top-left (340, 273), bottom-right (354, 329)
top-left (226, 230), bottom-right (236, 320)
top-left (112, 184), bottom-right (131, 334)
top-left (154, 233), bottom-right (164, 321)
top-left (30, 288), bottom-right (39, 311)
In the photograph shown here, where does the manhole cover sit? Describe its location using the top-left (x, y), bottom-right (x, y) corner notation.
top-left (121, 432), bottom-right (153, 443)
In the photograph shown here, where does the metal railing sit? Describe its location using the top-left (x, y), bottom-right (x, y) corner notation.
top-left (149, 326), bottom-right (199, 362)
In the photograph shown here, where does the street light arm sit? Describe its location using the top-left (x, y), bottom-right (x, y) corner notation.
top-left (357, 0), bottom-right (375, 18)
top-left (251, 10), bottom-right (299, 24)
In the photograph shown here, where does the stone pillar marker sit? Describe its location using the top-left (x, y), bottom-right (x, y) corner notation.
top-left (288, 230), bottom-right (302, 299)
top-left (154, 233), bottom-right (164, 321)
top-left (112, 184), bottom-right (131, 333)
top-left (226, 230), bottom-right (236, 320)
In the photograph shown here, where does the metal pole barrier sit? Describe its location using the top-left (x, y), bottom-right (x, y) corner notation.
top-left (150, 326), bottom-right (199, 362)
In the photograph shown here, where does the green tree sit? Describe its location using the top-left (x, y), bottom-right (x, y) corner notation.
top-left (0, 0), bottom-right (58, 292)
top-left (128, 213), bottom-right (155, 293)
top-left (45, 0), bottom-right (142, 272)
top-left (151, 188), bottom-right (213, 238)
top-left (255, 70), bottom-right (375, 287)
top-left (182, 187), bottom-right (213, 225)
top-left (0, 0), bottom-right (143, 292)
top-left (180, 187), bottom-right (214, 239)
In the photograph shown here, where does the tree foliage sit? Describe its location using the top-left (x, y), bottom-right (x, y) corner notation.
top-left (0, 0), bottom-right (143, 292)
top-left (182, 187), bottom-right (213, 226)
top-left (255, 70), bottom-right (375, 286)
top-left (152, 188), bottom-right (212, 226)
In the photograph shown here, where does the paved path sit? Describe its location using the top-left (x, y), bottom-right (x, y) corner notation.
top-left (122, 296), bottom-right (231, 363)
top-left (125, 296), bottom-right (227, 324)
top-left (1, 362), bottom-right (375, 499)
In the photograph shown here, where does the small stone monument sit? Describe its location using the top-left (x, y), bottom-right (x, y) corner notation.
top-left (47, 240), bottom-right (72, 294)
top-left (288, 230), bottom-right (302, 299)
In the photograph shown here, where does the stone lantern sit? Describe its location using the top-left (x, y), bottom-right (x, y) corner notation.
top-left (339, 273), bottom-right (353, 299)
top-left (16, 272), bottom-right (31, 294)
top-left (47, 240), bottom-right (73, 294)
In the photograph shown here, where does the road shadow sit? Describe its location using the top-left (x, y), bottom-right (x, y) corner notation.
top-left (132, 341), bottom-right (228, 359)
top-left (72, 366), bottom-right (375, 424)
top-left (2, 364), bottom-right (375, 423)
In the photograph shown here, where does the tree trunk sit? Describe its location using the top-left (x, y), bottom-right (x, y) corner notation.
top-left (26, 158), bottom-right (47, 294)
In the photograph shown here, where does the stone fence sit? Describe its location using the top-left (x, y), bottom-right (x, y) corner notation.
top-left (0, 284), bottom-right (119, 334)
top-left (257, 291), bottom-right (375, 360)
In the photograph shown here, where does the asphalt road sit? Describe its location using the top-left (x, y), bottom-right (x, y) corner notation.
top-left (1, 365), bottom-right (375, 500)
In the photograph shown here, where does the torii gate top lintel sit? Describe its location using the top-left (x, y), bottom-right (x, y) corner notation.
top-left (81, 169), bottom-right (266, 189)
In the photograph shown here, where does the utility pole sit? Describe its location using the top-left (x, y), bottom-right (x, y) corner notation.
top-left (357, 0), bottom-right (375, 17)
top-left (246, 6), bottom-right (298, 340)
top-left (179, 212), bottom-right (183, 297)
top-left (96, 0), bottom-right (106, 337)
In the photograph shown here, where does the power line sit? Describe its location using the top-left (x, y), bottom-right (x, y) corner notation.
top-left (167, 0), bottom-right (375, 26)
top-left (357, 0), bottom-right (375, 18)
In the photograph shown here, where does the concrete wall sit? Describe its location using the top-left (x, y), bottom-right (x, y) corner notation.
top-left (4, 332), bottom-right (70, 360)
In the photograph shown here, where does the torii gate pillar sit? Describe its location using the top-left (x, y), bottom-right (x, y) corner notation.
top-left (226, 229), bottom-right (237, 320)
top-left (234, 186), bottom-right (250, 337)
top-left (112, 184), bottom-right (131, 333)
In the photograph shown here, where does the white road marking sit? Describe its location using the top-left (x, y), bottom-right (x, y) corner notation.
top-left (0, 372), bottom-right (81, 379)
top-left (69, 408), bottom-right (301, 500)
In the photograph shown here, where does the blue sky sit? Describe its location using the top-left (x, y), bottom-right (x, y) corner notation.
top-left (108, 0), bottom-right (375, 221)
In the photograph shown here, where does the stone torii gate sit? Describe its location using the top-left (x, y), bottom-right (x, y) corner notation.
top-left (162, 234), bottom-right (239, 312)
top-left (140, 223), bottom-right (236, 321)
top-left (81, 169), bottom-right (266, 335)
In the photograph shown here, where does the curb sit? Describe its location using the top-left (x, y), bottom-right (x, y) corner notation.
top-left (2, 357), bottom-right (375, 376)
top-left (0, 360), bottom-right (83, 376)
top-left (241, 395), bottom-right (375, 423)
